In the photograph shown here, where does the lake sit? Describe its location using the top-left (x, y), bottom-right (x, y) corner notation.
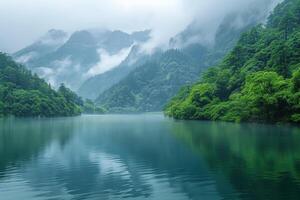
top-left (0, 114), bottom-right (300, 200)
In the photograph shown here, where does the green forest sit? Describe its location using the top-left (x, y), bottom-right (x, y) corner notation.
top-left (95, 13), bottom-right (255, 113)
top-left (165, 0), bottom-right (300, 123)
top-left (96, 50), bottom-right (202, 112)
top-left (0, 53), bottom-right (82, 117)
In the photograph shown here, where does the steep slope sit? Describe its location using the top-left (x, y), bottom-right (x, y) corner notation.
top-left (13, 29), bottom-right (151, 91)
top-left (90, 29), bottom-right (151, 55)
top-left (0, 53), bottom-right (82, 117)
top-left (94, 4), bottom-right (274, 113)
top-left (165, 0), bottom-right (300, 123)
top-left (28, 31), bottom-right (100, 90)
top-left (96, 50), bottom-right (199, 112)
top-left (77, 31), bottom-right (151, 100)
top-left (14, 29), bottom-right (68, 64)
top-left (98, 30), bottom-right (150, 54)
top-left (35, 30), bottom-right (100, 67)
top-left (14, 30), bottom-right (100, 90)
top-left (78, 45), bottom-right (159, 100)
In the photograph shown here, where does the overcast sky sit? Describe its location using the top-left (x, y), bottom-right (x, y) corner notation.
top-left (0, 0), bottom-right (281, 53)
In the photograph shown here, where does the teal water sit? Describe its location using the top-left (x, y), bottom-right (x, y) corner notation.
top-left (0, 114), bottom-right (300, 200)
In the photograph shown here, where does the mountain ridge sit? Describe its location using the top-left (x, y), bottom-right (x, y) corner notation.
top-left (94, 5), bottom-right (274, 113)
top-left (13, 29), bottom-right (151, 91)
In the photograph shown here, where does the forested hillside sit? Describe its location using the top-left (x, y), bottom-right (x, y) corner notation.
top-left (95, 10), bottom-right (265, 113)
top-left (165, 0), bottom-right (300, 123)
top-left (78, 45), bottom-right (157, 100)
top-left (96, 50), bottom-right (200, 112)
top-left (0, 53), bottom-right (82, 117)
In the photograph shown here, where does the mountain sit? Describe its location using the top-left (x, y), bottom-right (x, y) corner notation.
top-left (38, 30), bottom-right (100, 67)
top-left (0, 53), bottom-right (82, 117)
top-left (77, 30), bottom-right (152, 100)
top-left (77, 45), bottom-right (160, 100)
top-left (95, 50), bottom-right (199, 112)
top-left (94, 30), bottom-right (151, 55)
top-left (94, 2), bottom-right (276, 113)
top-left (165, 0), bottom-right (300, 123)
top-left (25, 30), bottom-right (100, 90)
top-left (14, 29), bottom-right (68, 64)
top-left (13, 29), bottom-right (151, 90)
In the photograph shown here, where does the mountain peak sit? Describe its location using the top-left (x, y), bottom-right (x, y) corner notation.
top-left (131, 30), bottom-right (151, 42)
top-left (46, 29), bottom-right (68, 40)
top-left (67, 30), bottom-right (96, 45)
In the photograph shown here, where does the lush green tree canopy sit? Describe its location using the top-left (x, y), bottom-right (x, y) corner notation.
top-left (0, 53), bottom-right (82, 117)
top-left (165, 0), bottom-right (300, 123)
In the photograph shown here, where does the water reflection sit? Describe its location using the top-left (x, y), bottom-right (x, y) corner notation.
top-left (0, 117), bottom-right (77, 179)
top-left (0, 115), bottom-right (300, 200)
top-left (0, 115), bottom-right (224, 200)
top-left (172, 121), bottom-right (300, 200)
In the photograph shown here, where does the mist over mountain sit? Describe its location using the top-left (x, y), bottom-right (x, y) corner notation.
top-left (13, 29), bottom-right (151, 90)
top-left (78, 0), bottom-right (281, 102)
top-left (14, 29), bottom-right (68, 64)
top-left (165, 0), bottom-right (300, 123)
top-left (93, 1), bottom-right (280, 112)
top-left (170, 0), bottom-right (281, 49)
top-left (0, 53), bottom-right (82, 117)
top-left (5, 0), bottom-right (283, 111)
top-left (1, 1), bottom-right (300, 200)
top-left (1, 0), bottom-right (282, 53)
top-left (78, 45), bottom-right (160, 100)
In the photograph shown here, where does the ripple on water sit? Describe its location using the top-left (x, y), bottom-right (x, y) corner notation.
top-left (1, 115), bottom-right (300, 199)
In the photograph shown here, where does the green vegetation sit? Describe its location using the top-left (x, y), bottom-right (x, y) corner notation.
top-left (172, 121), bottom-right (300, 199)
top-left (165, 0), bottom-right (300, 123)
top-left (96, 50), bottom-right (201, 112)
top-left (0, 53), bottom-right (82, 117)
top-left (94, 10), bottom-right (257, 113)
top-left (82, 99), bottom-right (106, 114)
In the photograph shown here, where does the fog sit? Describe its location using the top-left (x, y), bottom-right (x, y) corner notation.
top-left (0, 0), bottom-right (281, 53)
top-left (86, 46), bottom-right (134, 78)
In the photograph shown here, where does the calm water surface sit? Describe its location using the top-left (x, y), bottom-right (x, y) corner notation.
top-left (0, 114), bottom-right (300, 200)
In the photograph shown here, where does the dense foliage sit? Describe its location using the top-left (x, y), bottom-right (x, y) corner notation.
top-left (96, 50), bottom-right (201, 112)
top-left (165, 0), bottom-right (300, 123)
top-left (94, 8), bottom-right (264, 113)
top-left (0, 53), bottom-right (82, 117)
top-left (82, 99), bottom-right (106, 114)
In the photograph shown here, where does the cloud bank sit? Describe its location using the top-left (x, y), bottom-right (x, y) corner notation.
top-left (0, 0), bottom-right (281, 53)
top-left (86, 46), bottom-right (134, 78)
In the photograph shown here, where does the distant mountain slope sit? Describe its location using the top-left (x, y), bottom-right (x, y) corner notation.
top-left (13, 29), bottom-right (151, 90)
top-left (33, 30), bottom-right (100, 67)
top-left (165, 0), bottom-right (300, 123)
top-left (14, 29), bottom-right (68, 64)
top-left (0, 53), bottom-right (82, 117)
top-left (94, 3), bottom-right (274, 113)
top-left (95, 50), bottom-right (199, 112)
top-left (77, 45), bottom-right (160, 100)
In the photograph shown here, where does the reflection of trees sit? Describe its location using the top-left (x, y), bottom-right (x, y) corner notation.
top-left (0, 117), bottom-right (76, 179)
top-left (172, 121), bottom-right (300, 200)
top-left (74, 118), bottom-right (224, 199)
top-left (6, 115), bottom-right (297, 199)
top-left (15, 116), bottom-right (223, 199)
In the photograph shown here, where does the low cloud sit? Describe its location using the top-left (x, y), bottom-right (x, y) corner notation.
top-left (86, 46), bottom-right (134, 78)
top-left (35, 57), bottom-right (76, 88)
top-left (15, 52), bottom-right (38, 63)
top-left (0, 0), bottom-right (282, 53)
